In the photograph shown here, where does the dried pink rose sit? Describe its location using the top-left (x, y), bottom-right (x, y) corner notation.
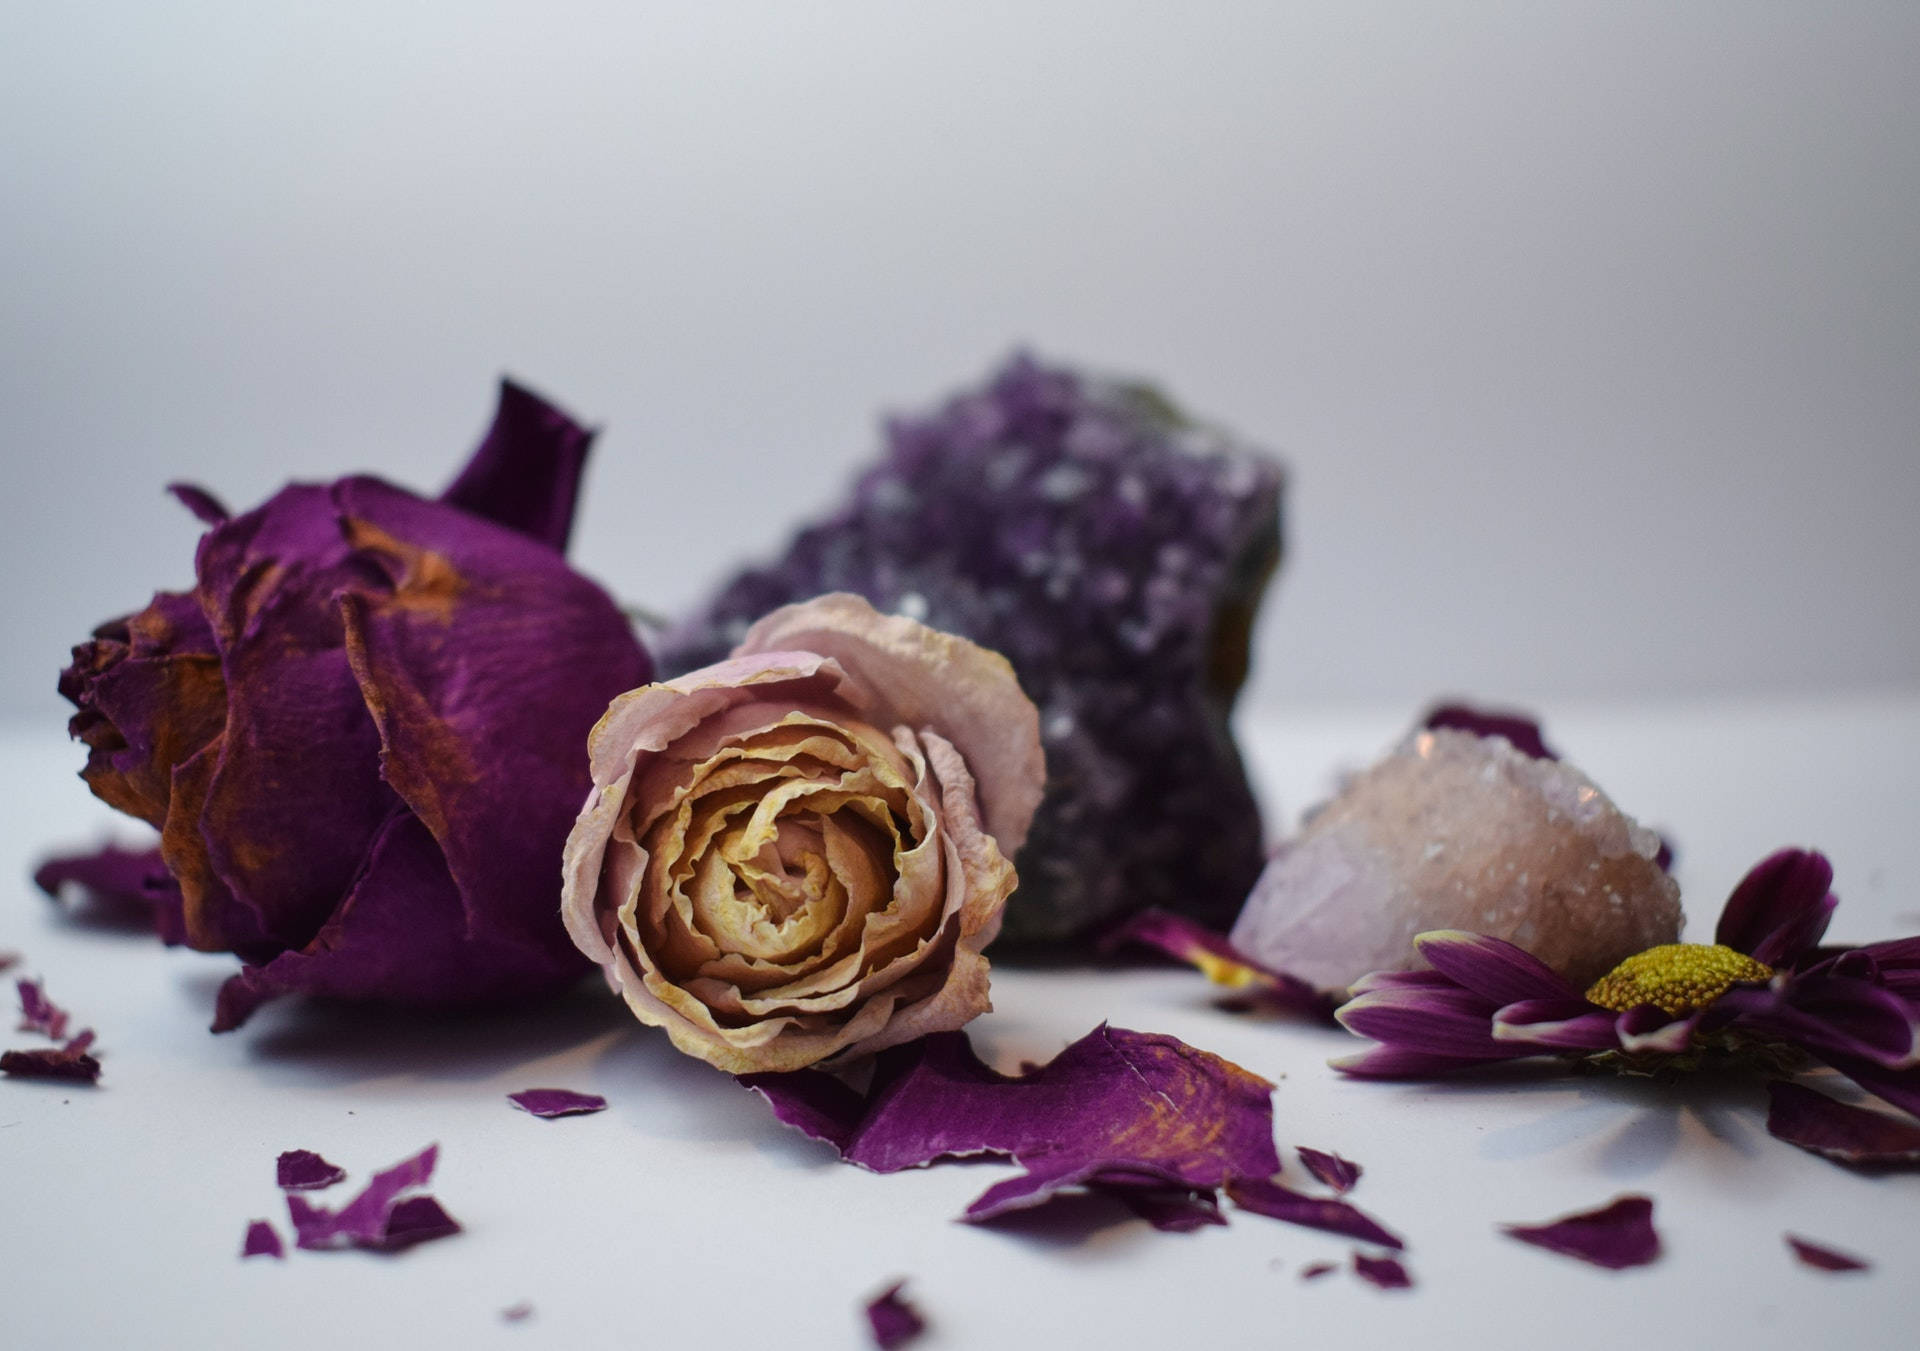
top-left (562, 593), bottom-right (1044, 1073)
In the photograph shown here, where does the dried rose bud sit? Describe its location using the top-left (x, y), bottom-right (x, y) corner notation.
top-left (562, 593), bottom-right (1044, 1073)
top-left (59, 381), bottom-right (652, 1028)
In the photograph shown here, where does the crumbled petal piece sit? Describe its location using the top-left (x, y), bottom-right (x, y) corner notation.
top-left (1296, 1147), bottom-right (1362, 1194)
top-left (1501, 1195), bottom-right (1661, 1270)
top-left (286, 1144), bottom-right (454, 1253)
top-left (743, 1025), bottom-right (1279, 1224)
top-left (662, 354), bottom-right (1285, 951)
top-left (501, 1302), bottom-right (534, 1323)
top-left (1112, 1188), bottom-right (1228, 1232)
top-left (1352, 1252), bottom-right (1414, 1289)
top-left (1224, 1177), bottom-right (1402, 1249)
top-left (1108, 909), bottom-right (1332, 1018)
top-left (16, 978), bottom-right (70, 1041)
top-left (276, 1149), bottom-right (348, 1191)
top-left (1766, 1081), bottom-right (1920, 1166)
top-left (0, 1045), bottom-right (101, 1082)
top-left (865, 1282), bottom-right (926, 1350)
top-left (507, 1088), bottom-right (608, 1119)
top-left (33, 845), bottom-right (185, 941)
top-left (1233, 724), bottom-right (1681, 992)
top-left (1785, 1234), bottom-right (1870, 1272)
top-left (241, 1220), bottom-right (284, 1260)
top-left (1299, 1262), bottom-right (1338, 1282)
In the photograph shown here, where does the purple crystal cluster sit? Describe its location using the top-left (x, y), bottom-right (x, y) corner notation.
top-left (661, 355), bottom-right (1284, 950)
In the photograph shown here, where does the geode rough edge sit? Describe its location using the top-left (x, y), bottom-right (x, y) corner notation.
top-left (659, 354), bottom-right (1285, 951)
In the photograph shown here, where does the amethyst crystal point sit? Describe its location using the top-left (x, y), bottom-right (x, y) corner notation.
top-left (661, 354), bottom-right (1285, 949)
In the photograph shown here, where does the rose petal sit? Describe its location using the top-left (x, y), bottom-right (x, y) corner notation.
top-left (1225, 1177), bottom-right (1403, 1249)
top-left (1352, 1252), bottom-right (1414, 1290)
top-left (276, 1149), bottom-right (347, 1191)
top-left (1501, 1195), bottom-right (1661, 1270)
top-left (1295, 1147), bottom-right (1362, 1194)
top-left (364, 1195), bottom-right (461, 1252)
top-left (287, 1144), bottom-right (440, 1251)
top-left (507, 1088), bottom-right (608, 1119)
top-left (1716, 848), bottom-right (1836, 967)
top-left (439, 377), bottom-right (595, 553)
top-left (33, 844), bottom-right (185, 941)
top-left (1785, 1234), bottom-right (1870, 1272)
top-left (1765, 1080), bottom-right (1920, 1166)
top-left (241, 1220), bottom-right (284, 1260)
top-left (864, 1282), bottom-right (925, 1350)
top-left (747, 1025), bottom-right (1278, 1224)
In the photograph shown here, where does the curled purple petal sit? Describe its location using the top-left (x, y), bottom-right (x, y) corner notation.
top-left (276, 1149), bottom-right (347, 1191)
top-left (1353, 1251), bottom-right (1414, 1290)
top-left (507, 1088), bottom-right (608, 1119)
top-left (1421, 701), bottom-right (1557, 760)
top-left (0, 1045), bottom-right (101, 1082)
top-left (241, 1220), bottom-right (284, 1260)
top-left (1225, 1177), bottom-right (1404, 1249)
top-left (1501, 1195), bottom-right (1661, 1270)
top-left (1296, 1146), bottom-right (1362, 1193)
top-left (1717, 849), bottom-right (1836, 967)
top-left (864, 1282), bottom-right (926, 1350)
top-left (440, 377), bottom-right (595, 553)
top-left (1785, 1234), bottom-right (1870, 1272)
top-left (1108, 908), bottom-right (1332, 1018)
top-left (1766, 1080), bottom-right (1920, 1166)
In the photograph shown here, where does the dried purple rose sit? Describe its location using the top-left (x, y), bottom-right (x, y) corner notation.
top-left (56, 381), bottom-right (652, 1029)
top-left (663, 354), bottom-right (1284, 950)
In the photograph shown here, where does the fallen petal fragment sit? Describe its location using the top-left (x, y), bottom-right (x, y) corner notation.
top-left (1352, 1251), bottom-right (1414, 1290)
top-left (241, 1220), bottom-right (284, 1260)
top-left (1501, 1195), bottom-right (1661, 1270)
top-left (1, 1045), bottom-right (101, 1083)
top-left (507, 1088), bottom-right (608, 1119)
top-left (1295, 1146), bottom-right (1362, 1193)
top-left (276, 1149), bottom-right (347, 1191)
top-left (1785, 1234), bottom-right (1870, 1272)
top-left (865, 1282), bottom-right (926, 1350)
top-left (1225, 1177), bottom-right (1403, 1249)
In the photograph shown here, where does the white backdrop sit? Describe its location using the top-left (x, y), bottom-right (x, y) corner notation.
top-left (3, 1), bottom-right (1916, 727)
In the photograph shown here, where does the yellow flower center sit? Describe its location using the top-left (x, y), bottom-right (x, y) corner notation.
top-left (1584, 943), bottom-right (1774, 1015)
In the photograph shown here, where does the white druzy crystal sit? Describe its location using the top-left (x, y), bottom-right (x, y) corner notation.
top-left (1229, 728), bottom-right (1682, 992)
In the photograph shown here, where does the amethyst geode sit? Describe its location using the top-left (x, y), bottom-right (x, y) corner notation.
top-left (661, 355), bottom-right (1284, 950)
top-left (57, 381), bottom-right (652, 1028)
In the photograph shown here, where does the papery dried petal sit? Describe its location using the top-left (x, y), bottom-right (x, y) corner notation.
top-left (1296, 1147), bottom-right (1362, 1194)
top-left (34, 844), bottom-right (185, 941)
top-left (1111, 1188), bottom-right (1227, 1232)
top-left (0, 1045), bottom-right (101, 1082)
top-left (864, 1282), bottom-right (925, 1350)
top-left (1501, 1195), bottom-right (1661, 1270)
top-left (1352, 1252), bottom-right (1414, 1289)
top-left (1766, 1081), bottom-right (1920, 1166)
top-left (287, 1144), bottom-right (442, 1251)
top-left (364, 1196), bottom-right (461, 1252)
top-left (276, 1149), bottom-right (347, 1191)
top-left (1224, 1177), bottom-right (1403, 1249)
top-left (507, 1088), bottom-right (608, 1119)
top-left (1785, 1234), bottom-right (1870, 1272)
top-left (241, 1220), bottom-right (284, 1260)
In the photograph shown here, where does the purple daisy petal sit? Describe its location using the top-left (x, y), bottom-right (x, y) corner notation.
top-left (1717, 849), bottom-right (1836, 967)
top-left (1502, 1195), bottom-right (1661, 1270)
top-left (1766, 1080), bottom-right (1920, 1166)
top-left (1421, 702), bottom-right (1557, 760)
top-left (276, 1149), bottom-right (347, 1191)
top-left (1785, 1234), bottom-right (1870, 1272)
top-left (1819, 1057), bottom-right (1920, 1119)
top-left (1296, 1147), bottom-right (1362, 1193)
top-left (1331, 1043), bottom-right (1534, 1079)
top-left (1727, 976), bottom-right (1920, 1070)
top-left (1109, 909), bottom-right (1331, 1018)
top-left (240, 1219), bottom-right (284, 1260)
top-left (1852, 936), bottom-right (1920, 1001)
top-left (1414, 930), bottom-right (1578, 1006)
top-left (507, 1088), bottom-right (608, 1119)
top-left (1225, 1177), bottom-right (1404, 1249)
top-left (1353, 1252), bottom-right (1415, 1289)
top-left (1491, 999), bottom-right (1623, 1051)
top-left (1335, 986), bottom-right (1517, 1060)
top-left (864, 1282), bottom-right (926, 1350)
top-left (1613, 1005), bottom-right (1700, 1056)
top-left (1346, 969), bottom-right (1460, 995)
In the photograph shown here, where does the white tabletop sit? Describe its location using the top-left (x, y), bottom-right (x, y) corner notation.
top-left (4, 697), bottom-right (1917, 1350)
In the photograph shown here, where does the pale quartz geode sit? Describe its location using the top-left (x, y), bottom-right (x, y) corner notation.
top-left (561, 593), bottom-right (1044, 1074)
top-left (1229, 728), bottom-right (1682, 992)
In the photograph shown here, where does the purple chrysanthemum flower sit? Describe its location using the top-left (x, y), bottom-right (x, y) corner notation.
top-left (1333, 849), bottom-right (1920, 1122)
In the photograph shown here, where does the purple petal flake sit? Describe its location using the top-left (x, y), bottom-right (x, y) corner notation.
top-left (1296, 1146), bottom-right (1362, 1194)
top-left (1299, 1262), bottom-right (1338, 1282)
top-left (1766, 1080), bottom-right (1920, 1166)
top-left (745, 1025), bottom-right (1279, 1225)
top-left (276, 1149), bottom-right (348, 1191)
top-left (1501, 1195), bottom-right (1661, 1270)
top-left (1224, 1177), bottom-right (1404, 1249)
top-left (507, 1088), bottom-right (608, 1119)
top-left (241, 1220), bottom-right (284, 1260)
top-left (1785, 1234), bottom-right (1870, 1273)
top-left (0, 1044), bottom-right (102, 1083)
top-left (864, 1282), bottom-right (926, 1350)
top-left (1353, 1251), bottom-right (1414, 1290)
top-left (1111, 1187), bottom-right (1228, 1232)
top-left (16, 978), bottom-right (70, 1041)
top-left (33, 844), bottom-right (184, 940)
top-left (286, 1144), bottom-right (455, 1253)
